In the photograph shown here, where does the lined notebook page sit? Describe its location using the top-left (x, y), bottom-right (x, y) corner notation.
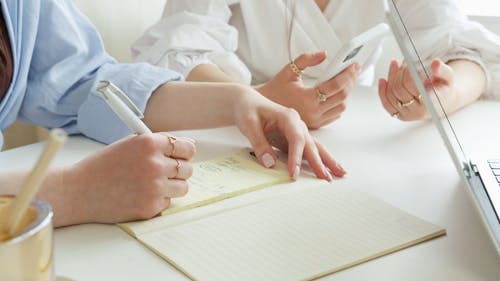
top-left (161, 149), bottom-right (291, 216)
top-left (139, 186), bottom-right (445, 281)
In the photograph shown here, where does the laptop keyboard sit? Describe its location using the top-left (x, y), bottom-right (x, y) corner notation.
top-left (488, 159), bottom-right (500, 183)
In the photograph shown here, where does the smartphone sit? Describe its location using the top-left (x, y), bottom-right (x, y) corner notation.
top-left (315, 23), bottom-right (390, 86)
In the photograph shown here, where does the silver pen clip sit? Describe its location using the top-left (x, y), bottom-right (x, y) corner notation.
top-left (96, 80), bottom-right (144, 119)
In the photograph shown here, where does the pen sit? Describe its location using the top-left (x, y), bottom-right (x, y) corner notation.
top-left (96, 80), bottom-right (152, 134)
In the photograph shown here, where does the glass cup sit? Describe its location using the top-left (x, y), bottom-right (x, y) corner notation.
top-left (0, 195), bottom-right (54, 281)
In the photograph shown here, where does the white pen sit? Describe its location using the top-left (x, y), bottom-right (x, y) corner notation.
top-left (96, 80), bottom-right (152, 134)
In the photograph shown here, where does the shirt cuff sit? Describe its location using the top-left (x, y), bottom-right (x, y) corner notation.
top-left (78, 62), bottom-right (182, 144)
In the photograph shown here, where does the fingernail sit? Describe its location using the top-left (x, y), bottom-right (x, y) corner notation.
top-left (324, 168), bottom-right (333, 182)
top-left (292, 165), bottom-right (300, 181)
top-left (262, 153), bottom-right (276, 168)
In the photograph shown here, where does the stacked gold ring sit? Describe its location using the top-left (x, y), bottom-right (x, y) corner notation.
top-left (289, 61), bottom-right (303, 76)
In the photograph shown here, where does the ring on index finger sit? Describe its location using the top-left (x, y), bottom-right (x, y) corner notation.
top-left (168, 136), bottom-right (177, 156)
top-left (289, 60), bottom-right (303, 77)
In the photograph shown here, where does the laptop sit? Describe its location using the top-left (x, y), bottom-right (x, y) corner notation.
top-left (385, 0), bottom-right (500, 254)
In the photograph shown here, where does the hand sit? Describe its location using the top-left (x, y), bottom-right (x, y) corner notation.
top-left (59, 133), bottom-right (196, 225)
top-left (257, 52), bottom-right (361, 129)
top-left (378, 59), bottom-right (454, 121)
top-left (233, 86), bottom-right (346, 181)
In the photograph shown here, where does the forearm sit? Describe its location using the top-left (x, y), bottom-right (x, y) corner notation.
top-left (0, 168), bottom-right (78, 227)
top-left (187, 63), bottom-right (274, 101)
top-left (143, 81), bottom-right (249, 132)
top-left (446, 59), bottom-right (486, 112)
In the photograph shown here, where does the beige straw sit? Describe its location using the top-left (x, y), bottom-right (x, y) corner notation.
top-left (1, 129), bottom-right (67, 236)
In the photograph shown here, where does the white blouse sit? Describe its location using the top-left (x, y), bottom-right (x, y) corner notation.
top-left (132, 0), bottom-right (500, 98)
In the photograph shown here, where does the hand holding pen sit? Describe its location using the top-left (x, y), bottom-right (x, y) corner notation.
top-left (67, 81), bottom-right (197, 222)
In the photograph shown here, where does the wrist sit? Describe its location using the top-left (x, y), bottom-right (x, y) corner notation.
top-left (42, 165), bottom-right (87, 227)
top-left (231, 83), bottom-right (271, 125)
top-left (231, 83), bottom-right (253, 118)
top-left (254, 82), bottom-right (275, 101)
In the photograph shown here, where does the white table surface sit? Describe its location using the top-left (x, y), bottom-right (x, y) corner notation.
top-left (1, 86), bottom-right (499, 281)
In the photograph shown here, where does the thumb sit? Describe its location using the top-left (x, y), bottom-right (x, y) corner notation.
top-left (431, 59), bottom-right (453, 85)
top-left (291, 51), bottom-right (327, 73)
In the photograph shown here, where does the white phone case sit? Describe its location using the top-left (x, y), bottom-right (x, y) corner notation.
top-left (315, 23), bottom-right (390, 86)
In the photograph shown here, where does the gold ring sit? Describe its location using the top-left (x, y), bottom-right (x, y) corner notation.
top-left (391, 111), bottom-right (400, 118)
top-left (416, 94), bottom-right (422, 102)
top-left (168, 136), bottom-right (177, 156)
top-left (289, 61), bottom-right (303, 76)
top-left (315, 88), bottom-right (328, 103)
top-left (174, 159), bottom-right (181, 178)
top-left (398, 98), bottom-right (415, 108)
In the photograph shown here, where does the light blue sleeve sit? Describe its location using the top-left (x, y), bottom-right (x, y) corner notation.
top-left (19, 0), bottom-right (182, 144)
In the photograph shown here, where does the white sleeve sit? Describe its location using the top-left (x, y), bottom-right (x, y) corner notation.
top-left (397, 0), bottom-right (500, 98)
top-left (131, 0), bottom-right (252, 84)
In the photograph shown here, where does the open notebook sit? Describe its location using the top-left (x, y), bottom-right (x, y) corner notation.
top-left (124, 186), bottom-right (445, 280)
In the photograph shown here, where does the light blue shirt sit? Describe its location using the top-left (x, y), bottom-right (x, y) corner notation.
top-left (0, 0), bottom-right (181, 147)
